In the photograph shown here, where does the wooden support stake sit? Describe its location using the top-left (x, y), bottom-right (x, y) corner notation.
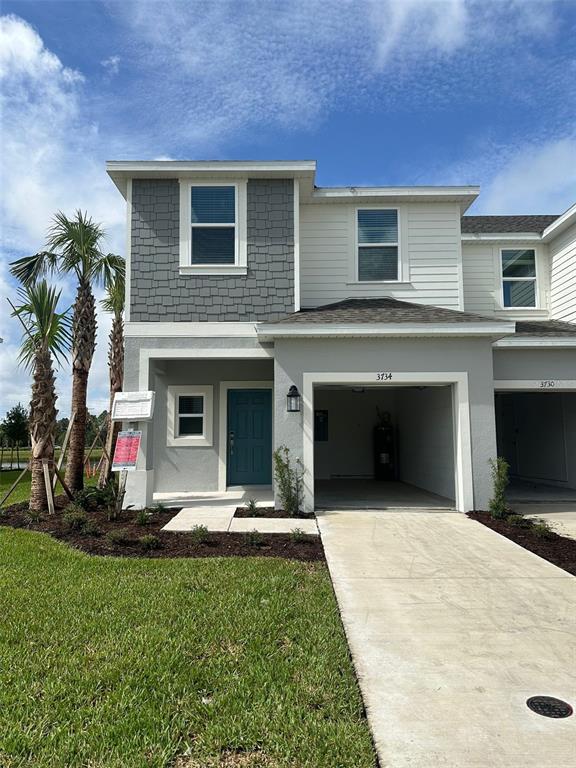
top-left (42, 459), bottom-right (55, 515)
top-left (0, 463), bottom-right (29, 508)
top-left (53, 411), bottom-right (75, 490)
top-left (115, 469), bottom-right (127, 519)
top-left (52, 463), bottom-right (74, 502)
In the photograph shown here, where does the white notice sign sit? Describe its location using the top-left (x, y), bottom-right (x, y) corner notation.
top-left (111, 391), bottom-right (155, 421)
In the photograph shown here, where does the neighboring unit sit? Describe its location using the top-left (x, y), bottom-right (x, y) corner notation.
top-left (106, 161), bottom-right (576, 512)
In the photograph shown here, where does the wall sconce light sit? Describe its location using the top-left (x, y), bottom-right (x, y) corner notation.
top-left (286, 385), bottom-right (301, 412)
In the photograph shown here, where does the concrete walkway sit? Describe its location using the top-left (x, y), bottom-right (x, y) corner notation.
top-left (318, 509), bottom-right (576, 768)
top-left (159, 488), bottom-right (318, 534)
top-left (513, 502), bottom-right (576, 542)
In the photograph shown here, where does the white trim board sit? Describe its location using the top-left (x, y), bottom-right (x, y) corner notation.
top-left (138, 347), bottom-right (273, 390)
top-left (217, 381), bottom-right (274, 491)
top-left (493, 337), bottom-right (576, 348)
top-left (301, 371), bottom-right (473, 514)
top-left (494, 380), bottom-right (576, 391)
top-left (257, 322), bottom-right (515, 339)
top-left (126, 322), bottom-right (258, 337)
top-left (293, 178), bottom-right (300, 312)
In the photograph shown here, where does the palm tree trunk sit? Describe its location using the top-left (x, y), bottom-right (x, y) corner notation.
top-left (98, 313), bottom-right (124, 487)
top-left (65, 278), bottom-right (96, 493)
top-left (29, 349), bottom-right (57, 513)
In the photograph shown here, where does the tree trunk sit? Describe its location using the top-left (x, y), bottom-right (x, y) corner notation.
top-left (29, 349), bottom-right (57, 513)
top-left (65, 278), bottom-right (97, 494)
top-left (98, 312), bottom-right (124, 488)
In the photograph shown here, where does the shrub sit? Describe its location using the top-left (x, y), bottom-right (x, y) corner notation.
top-left (488, 457), bottom-right (510, 520)
top-left (290, 527), bottom-right (307, 544)
top-left (246, 498), bottom-right (259, 516)
top-left (62, 505), bottom-right (88, 531)
top-left (150, 501), bottom-right (167, 514)
top-left (273, 445), bottom-right (304, 517)
top-left (189, 524), bottom-right (210, 545)
top-left (82, 519), bottom-right (101, 537)
top-left (508, 514), bottom-right (530, 528)
top-left (74, 483), bottom-right (116, 513)
top-left (24, 509), bottom-right (43, 525)
top-left (247, 529), bottom-right (264, 547)
top-left (105, 528), bottom-right (130, 546)
top-left (135, 508), bottom-right (152, 526)
top-left (531, 519), bottom-right (555, 539)
top-left (139, 534), bottom-right (161, 551)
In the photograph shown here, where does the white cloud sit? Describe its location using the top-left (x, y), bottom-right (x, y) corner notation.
top-left (101, 55), bottom-right (120, 76)
top-left (0, 15), bottom-right (124, 419)
top-left (476, 136), bottom-right (576, 214)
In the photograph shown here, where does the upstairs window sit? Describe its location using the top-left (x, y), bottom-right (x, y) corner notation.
top-left (191, 185), bottom-right (236, 265)
top-left (179, 181), bottom-right (247, 274)
top-left (501, 249), bottom-right (537, 308)
top-left (357, 209), bottom-right (399, 281)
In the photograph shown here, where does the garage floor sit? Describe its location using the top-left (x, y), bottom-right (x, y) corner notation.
top-left (507, 479), bottom-right (576, 503)
top-left (315, 479), bottom-right (454, 510)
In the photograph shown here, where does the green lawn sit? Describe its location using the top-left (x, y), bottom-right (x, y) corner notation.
top-left (0, 470), bottom-right (99, 506)
top-left (0, 528), bottom-right (375, 768)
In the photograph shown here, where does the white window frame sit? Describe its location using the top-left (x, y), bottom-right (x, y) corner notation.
top-left (179, 180), bottom-right (247, 275)
top-left (355, 206), bottom-right (402, 283)
top-left (500, 247), bottom-right (538, 310)
top-left (167, 385), bottom-right (213, 447)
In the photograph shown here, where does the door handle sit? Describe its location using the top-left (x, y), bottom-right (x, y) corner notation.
top-left (229, 431), bottom-right (235, 454)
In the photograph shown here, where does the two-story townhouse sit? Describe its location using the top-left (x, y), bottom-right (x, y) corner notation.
top-left (106, 160), bottom-right (576, 513)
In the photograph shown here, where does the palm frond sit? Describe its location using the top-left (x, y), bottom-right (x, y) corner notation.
top-left (11, 281), bottom-right (72, 371)
top-left (10, 251), bottom-right (57, 286)
top-left (46, 210), bottom-right (106, 281)
top-left (100, 254), bottom-right (125, 315)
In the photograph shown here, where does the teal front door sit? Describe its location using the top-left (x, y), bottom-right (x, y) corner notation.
top-left (227, 389), bottom-right (272, 486)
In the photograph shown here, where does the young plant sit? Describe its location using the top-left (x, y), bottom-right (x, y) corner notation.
top-left (135, 508), bottom-right (152, 526)
top-left (246, 498), bottom-right (259, 516)
top-left (247, 529), bottom-right (264, 547)
top-left (189, 524), bottom-right (210, 545)
top-left (531, 519), bottom-right (555, 539)
top-left (273, 445), bottom-right (304, 517)
top-left (105, 528), bottom-right (130, 545)
top-left (139, 534), bottom-right (161, 551)
top-left (488, 456), bottom-right (510, 520)
top-left (290, 527), bottom-right (307, 544)
top-left (62, 504), bottom-right (88, 531)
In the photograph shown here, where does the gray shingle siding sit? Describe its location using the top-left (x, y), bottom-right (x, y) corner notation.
top-left (130, 178), bottom-right (294, 321)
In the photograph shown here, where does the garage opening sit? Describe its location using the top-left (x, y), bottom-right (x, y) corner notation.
top-left (495, 392), bottom-right (576, 502)
top-left (313, 384), bottom-right (456, 509)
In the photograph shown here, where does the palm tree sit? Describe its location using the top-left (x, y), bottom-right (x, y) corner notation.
top-left (98, 257), bottom-right (126, 487)
top-left (10, 211), bottom-right (122, 494)
top-left (10, 281), bottom-right (71, 512)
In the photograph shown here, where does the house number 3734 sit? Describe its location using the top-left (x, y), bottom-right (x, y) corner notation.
top-left (376, 372), bottom-right (393, 381)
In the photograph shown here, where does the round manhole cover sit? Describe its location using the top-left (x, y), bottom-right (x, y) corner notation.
top-left (527, 696), bottom-right (573, 719)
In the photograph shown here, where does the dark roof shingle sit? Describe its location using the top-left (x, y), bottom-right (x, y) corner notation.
top-left (268, 298), bottom-right (500, 325)
top-left (515, 320), bottom-right (576, 337)
top-left (461, 215), bottom-right (558, 234)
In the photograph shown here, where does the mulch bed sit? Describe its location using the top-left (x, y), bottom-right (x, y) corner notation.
top-left (0, 498), bottom-right (325, 562)
top-left (234, 506), bottom-right (315, 519)
top-left (468, 511), bottom-right (576, 576)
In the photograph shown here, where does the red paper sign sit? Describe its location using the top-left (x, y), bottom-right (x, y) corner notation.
top-left (112, 430), bottom-right (142, 472)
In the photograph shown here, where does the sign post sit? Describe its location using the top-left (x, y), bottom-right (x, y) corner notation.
top-left (112, 429), bottom-right (142, 516)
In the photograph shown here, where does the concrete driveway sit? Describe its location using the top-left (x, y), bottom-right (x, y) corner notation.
top-left (318, 509), bottom-right (576, 768)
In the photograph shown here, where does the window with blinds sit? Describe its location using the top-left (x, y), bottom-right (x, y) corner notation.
top-left (190, 185), bottom-right (236, 265)
top-left (501, 249), bottom-right (537, 307)
top-left (357, 209), bottom-right (399, 281)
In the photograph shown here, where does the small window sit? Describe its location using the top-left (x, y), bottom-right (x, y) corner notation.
top-left (177, 395), bottom-right (204, 436)
top-left (167, 386), bottom-right (213, 446)
top-left (191, 186), bottom-right (236, 265)
top-left (357, 209), bottom-right (399, 281)
top-left (501, 249), bottom-right (536, 308)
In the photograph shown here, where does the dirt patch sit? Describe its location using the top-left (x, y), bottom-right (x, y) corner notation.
top-left (468, 511), bottom-right (576, 576)
top-left (234, 506), bottom-right (314, 520)
top-left (0, 498), bottom-right (324, 562)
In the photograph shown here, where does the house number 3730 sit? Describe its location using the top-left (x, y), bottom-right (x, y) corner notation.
top-left (376, 372), bottom-right (393, 381)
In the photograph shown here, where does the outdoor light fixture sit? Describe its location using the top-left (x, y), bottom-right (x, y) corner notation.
top-left (286, 385), bottom-right (301, 412)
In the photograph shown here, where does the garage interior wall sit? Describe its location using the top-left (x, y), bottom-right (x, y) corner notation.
top-left (313, 386), bottom-right (455, 500)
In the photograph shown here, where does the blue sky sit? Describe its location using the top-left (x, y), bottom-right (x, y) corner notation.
top-left (1, 0), bottom-right (575, 418)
